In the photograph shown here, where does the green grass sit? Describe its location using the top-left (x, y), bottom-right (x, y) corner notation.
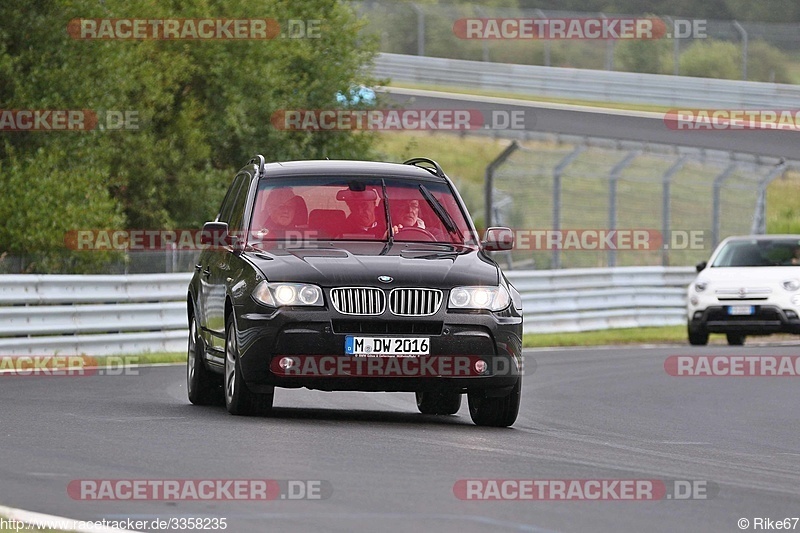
top-left (90, 352), bottom-right (184, 365)
top-left (523, 326), bottom-right (687, 347)
top-left (387, 81), bottom-right (674, 113)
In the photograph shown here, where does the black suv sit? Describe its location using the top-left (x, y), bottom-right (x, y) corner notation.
top-left (187, 156), bottom-right (523, 426)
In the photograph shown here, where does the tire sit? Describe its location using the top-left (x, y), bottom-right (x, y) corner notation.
top-left (187, 314), bottom-right (222, 405)
top-left (468, 378), bottom-right (521, 427)
top-left (688, 323), bottom-right (709, 346)
top-left (224, 321), bottom-right (274, 416)
top-left (726, 333), bottom-right (746, 346)
top-left (416, 390), bottom-right (462, 415)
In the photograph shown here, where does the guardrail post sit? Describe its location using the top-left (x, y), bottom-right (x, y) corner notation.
top-left (484, 141), bottom-right (520, 229)
top-left (711, 162), bottom-right (737, 247)
top-left (552, 144), bottom-right (585, 268)
top-left (750, 161), bottom-right (787, 235)
top-left (733, 21), bottom-right (748, 81)
top-left (410, 3), bottom-right (425, 56)
top-left (660, 156), bottom-right (687, 266)
top-left (607, 151), bottom-right (639, 267)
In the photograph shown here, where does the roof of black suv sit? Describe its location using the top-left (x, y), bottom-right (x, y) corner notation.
top-left (250, 159), bottom-right (450, 182)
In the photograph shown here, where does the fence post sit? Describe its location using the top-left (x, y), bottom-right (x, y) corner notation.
top-left (551, 144), bottom-right (585, 268)
top-left (600, 13), bottom-right (615, 70)
top-left (711, 163), bottom-right (737, 247)
top-left (484, 141), bottom-right (520, 229)
top-left (607, 151), bottom-right (638, 267)
top-left (733, 20), bottom-right (748, 81)
top-left (534, 9), bottom-right (551, 66)
top-left (663, 17), bottom-right (681, 76)
top-left (410, 3), bottom-right (425, 57)
top-left (661, 156), bottom-right (687, 266)
top-left (475, 6), bottom-right (490, 61)
top-left (751, 162), bottom-right (787, 235)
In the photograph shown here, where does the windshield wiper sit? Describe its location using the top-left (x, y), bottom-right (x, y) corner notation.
top-left (418, 184), bottom-right (462, 242)
top-left (381, 179), bottom-right (394, 245)
top-left (379, 179), bottom-right (394, 255)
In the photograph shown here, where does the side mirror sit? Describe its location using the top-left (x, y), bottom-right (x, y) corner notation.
top-left (200, 221), bottom-right (235, 248)
top-left (695, 261), bottom-right (707, 272)
top-left (482, 227), bottom-right (514, 252)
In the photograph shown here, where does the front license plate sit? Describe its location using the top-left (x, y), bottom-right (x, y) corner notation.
top-left (345, 336), bottom-right (429, 356)
top-left (728, 305), bottom-right (755, 315)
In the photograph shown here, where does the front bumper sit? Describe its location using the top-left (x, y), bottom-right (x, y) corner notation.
top-left (688, 305), bottom-right (800, 335)
top-left (234, 305), bottom-right (523, 393)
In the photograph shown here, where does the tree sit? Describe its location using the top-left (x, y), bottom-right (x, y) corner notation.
top-left (0, 0), bottom-right (379, 272)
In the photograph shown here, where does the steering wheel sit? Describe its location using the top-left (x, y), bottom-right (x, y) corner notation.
top-left (394, 226), bottom-right (437, 242)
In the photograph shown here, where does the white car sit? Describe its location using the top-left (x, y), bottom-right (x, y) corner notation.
top-left (687, 235), bottom-right (800, 345)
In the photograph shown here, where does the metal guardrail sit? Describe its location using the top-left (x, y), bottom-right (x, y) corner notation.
top-left (374, 53), bottom-right (800, 108)
top-left (507, 266), bottom-right (695, 333)
top-left (0, 274), bottom-right (192, 356)
top-left (0, 268), bottom-right (695, 356)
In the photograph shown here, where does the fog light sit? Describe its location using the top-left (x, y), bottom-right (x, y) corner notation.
top-left (278, 357), bottom-right (296, 370)
top-left (689, 296), bottom-right (698, 306)
top-left (693, 311), bottom-right (704, 320)
top-left (474, 360), bottom-right (488, 374)
top-left (786, 310), bottom-right (799, 319)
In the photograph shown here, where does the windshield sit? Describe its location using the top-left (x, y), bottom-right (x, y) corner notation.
top-left (248, 177), bottom-right (475, 246)
top-left (711, 238), bottom-right (800, 267)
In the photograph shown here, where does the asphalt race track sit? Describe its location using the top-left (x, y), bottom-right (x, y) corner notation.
top-left (384, 88), bottom-right (799, 160)
top-left (3, 345), bottom-right (800, 532)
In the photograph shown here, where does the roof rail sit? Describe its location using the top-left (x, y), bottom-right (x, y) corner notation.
top-left (403, 157), bottom-right (446, 179)
top-left (249, 154), bottom-right (266, 177)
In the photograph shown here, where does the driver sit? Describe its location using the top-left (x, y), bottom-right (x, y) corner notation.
top-left (391, 199), bottom-right (425, 234)
top-left (259, 187), bottom-right (299, 238)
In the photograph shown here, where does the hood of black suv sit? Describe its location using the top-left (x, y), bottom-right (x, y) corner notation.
top-left (247, 241), bottom-right (499, 288)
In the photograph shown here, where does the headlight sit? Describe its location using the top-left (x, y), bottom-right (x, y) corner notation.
top-left (448, 285), bottom-right (510, 311)
top-left (694, 281), bottom-right (708, 292)
top-left (252, 281), bottom-right (323, 307)
top-left (782, 279), bottom-right (800, 292)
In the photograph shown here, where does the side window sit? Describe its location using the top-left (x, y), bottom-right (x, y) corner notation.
top-left (218, 173), bottom-right (248, 224)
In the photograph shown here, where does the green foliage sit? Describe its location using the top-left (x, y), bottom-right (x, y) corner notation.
top-left (678, 39), bottom-right (742, 79)
top-left (0, 144), bottom-right (126, 273)
top-left (0, 0), bottom-right (378, 272)
top-left (746, 40), bottom-right (792, 83)
top-left (614, 37), bottom-right (671, 74)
